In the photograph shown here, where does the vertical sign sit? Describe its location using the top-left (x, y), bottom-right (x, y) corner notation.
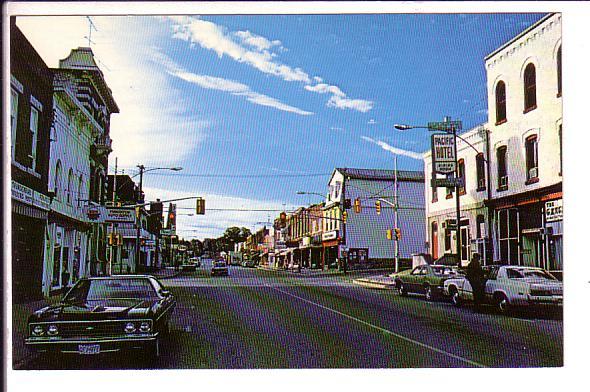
top-left (431, 133), bottom-right (456, 174)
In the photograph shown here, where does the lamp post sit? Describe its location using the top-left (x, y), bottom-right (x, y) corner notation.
top-left (134, 165), bottom-right (182, 271)
top-left (395, 117), bottom-right (463, 266)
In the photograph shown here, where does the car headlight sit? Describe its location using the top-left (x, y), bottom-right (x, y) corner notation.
top-left (124, 322), bottom-right (136, 333)
top-left (47, 324), bottom-right (59, 336)
top-left (139, 321), bottom-right (152, 333)
top-left (32, 325), bottom-right (45, 336)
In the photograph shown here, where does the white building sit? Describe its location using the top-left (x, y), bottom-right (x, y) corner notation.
top-left (424, 124), bottom-right (492, 267)
top-left (485, 13), bottom-right (562, 276)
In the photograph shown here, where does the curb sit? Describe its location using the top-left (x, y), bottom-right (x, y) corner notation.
top-left (353, 278), bottom-right (396, 290)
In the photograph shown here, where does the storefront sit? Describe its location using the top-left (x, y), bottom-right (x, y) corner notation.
top-left (322, 230), bottom-right (340, 270)
top-left (544, 198), bottom-right (563, 279)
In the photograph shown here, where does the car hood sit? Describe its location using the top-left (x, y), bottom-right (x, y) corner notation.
top-left (30, 299), bottom-right (155, 322)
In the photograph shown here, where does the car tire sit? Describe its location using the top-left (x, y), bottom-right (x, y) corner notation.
top-left (397, 281), bottom-right (408, 297)
top-left (495, 293), bottom-right (511, 314)
top-left (424, 285), bottom-right (435, 301)
top-left (450, 287), bottom-right (462, 307)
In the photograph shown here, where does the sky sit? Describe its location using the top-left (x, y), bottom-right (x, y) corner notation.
top-left (15, 11), bottom-right (547, 240)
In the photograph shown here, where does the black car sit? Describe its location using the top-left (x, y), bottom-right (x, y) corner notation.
top-left (25, 275), bottom-right (176, 358)
top-left (211, 260), bottom-right (229, 276)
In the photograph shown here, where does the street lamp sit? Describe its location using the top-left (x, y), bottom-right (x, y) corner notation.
top-left (395, 117), bottom-right (463, 267)
top-left (135, 165), bottom-right (183, 272)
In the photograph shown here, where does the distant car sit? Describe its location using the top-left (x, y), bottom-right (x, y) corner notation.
top-left (211, 260), bottom-right (229, 276)
top-left (393, 264), bottom-right (459, 301)
top-left (444, 265), bottom-right (563, 313)
top-left (25, 275), bottom-right (176, 358)
top-left (181, 257), bottom-right (201, 271)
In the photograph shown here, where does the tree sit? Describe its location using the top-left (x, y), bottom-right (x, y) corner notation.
top-left (219, 227), bottom-right (252, 251)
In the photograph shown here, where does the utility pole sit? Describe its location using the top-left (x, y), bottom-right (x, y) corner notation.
top-left (135, 164), bottom-right (145, 271)
top-left (109, 157), bottom-right (117, 275)
top-left (448, 117), bottom-right (462, 267)
top-left (394, 154), bottom-right (399, 273)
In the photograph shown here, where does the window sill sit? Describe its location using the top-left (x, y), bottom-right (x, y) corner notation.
top-left (432, 198), bottom-right (438, 203)
top-left (445, 194), bottom-right (453, 200)
top-left (523, 105), bottom-right (537, 114)
top-left (496, 186), bottom-right (508, 192)
top-left (495, 118), bottom-right (507, 126)
top-left (476, 187), bottom-right (486, 192)
top-left (525, 177), bottom-right (539, 185)
top-left (459, 190), bottom-right (466, 196)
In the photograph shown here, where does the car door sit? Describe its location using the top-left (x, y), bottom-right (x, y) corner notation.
top-left (406, 266), bottom-right (424, 293)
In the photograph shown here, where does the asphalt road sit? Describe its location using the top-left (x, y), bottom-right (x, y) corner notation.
top-left (17, 260), bottom-right (562, 369)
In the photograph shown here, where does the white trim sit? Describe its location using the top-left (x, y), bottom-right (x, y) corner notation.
top-left (11, 75), bottom-right (24, 93)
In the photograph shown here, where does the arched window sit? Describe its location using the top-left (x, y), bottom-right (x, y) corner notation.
top-left (557, 46), bottom-right (562, 96)
top-left (476, 153), bottom-right (486, 191)
top-left (495, 81), bottom-right (507, 124)
top-left (497, 146), bottom-right (508, 190)
top-left (78, 174), bottom-right (84, 201)
top-left (67, 169), bottom-right (74, 204)
top-left (54, 160), bottom-right (62, 200)
top-left (524, 63), bottom-right (537, 112)
top-left (525, 135), bottom-right (539, 183)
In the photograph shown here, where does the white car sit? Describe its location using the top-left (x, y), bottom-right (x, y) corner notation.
top-left (443, 265), bottom-right (563, 313)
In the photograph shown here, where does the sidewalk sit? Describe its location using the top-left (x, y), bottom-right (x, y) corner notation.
top-left (149, 267), bottom-right (184, 280)
top-left (353, 275), bottom-right (397, 290)
top-left (257, 264), bottom-right (396, 278)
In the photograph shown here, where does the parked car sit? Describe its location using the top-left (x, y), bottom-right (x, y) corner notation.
top-left (212, 260), bottom-right (229, 276)
top-left (393, 264), bottom-right (459, 301)
top-left (25, 275), bottom-right (176, 358)
top-left (181, 257), bottom-right (201, 271)
top-left (443, 265), bottom-right (563, 313)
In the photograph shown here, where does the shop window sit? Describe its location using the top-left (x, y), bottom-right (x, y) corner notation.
top-left (525, 135), bottom-right (539, 184)
top-left (497, 146), bottom-right (508, 191)
top-left (557, 46), bottom-right (562, 97)
top-left (476, 214), bottom-right (485, 238)
top-left (444, 223), bottom-right (453, 252)
top-left (524, 63), bottom-right (537, 113)
top-left (498, 208), bottom-right (519, 265)
top-left (458, 159), bottom-right (466, 195)
top-left (495, 81), bottom-right (507, 124)
top-left (476, 153), bottom-right (486, 191)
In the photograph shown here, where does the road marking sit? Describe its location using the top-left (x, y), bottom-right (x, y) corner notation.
top-left (269, 285), bottom-right (486, 368)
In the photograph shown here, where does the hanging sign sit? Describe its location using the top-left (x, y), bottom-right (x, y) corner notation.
top-left (431, 133), bottom-right (456, 174)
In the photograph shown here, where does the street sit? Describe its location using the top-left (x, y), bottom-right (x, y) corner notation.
top-left (15, 259), bottom-right (562, 370)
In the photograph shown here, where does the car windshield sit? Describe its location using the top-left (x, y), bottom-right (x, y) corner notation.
top-left (506, 268), bottom-right (557, 280)
top-left (64, 278), bottom-right (158, 301)
top-left (431, 266), bottom-right (456, 276)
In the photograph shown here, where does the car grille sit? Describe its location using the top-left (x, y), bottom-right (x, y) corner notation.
top-left (55, 321), bottom-right (128, 338)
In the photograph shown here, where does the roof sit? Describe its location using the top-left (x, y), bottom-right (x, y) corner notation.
top-left (485, 13), bottom-right (556, 61)
top-left (57, 47), bottom-right (119, 113)
top-left (335, 168), bottom-right (424, 182)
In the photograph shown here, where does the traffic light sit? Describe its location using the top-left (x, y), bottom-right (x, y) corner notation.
top-left (375, 200), bottom-right (381, 215)
top-left (342, 211), bottom-right (348, 223)
top-left (353, 198), bottom-right (361, 213)
top-left (386, 229), bottom-right (393, 240)
top-left (395, 228), bottom-right (401, 240)
top-left (344, 198), bottom-right (352, 209)
top-left (196, 198), bottom-right (206, 215)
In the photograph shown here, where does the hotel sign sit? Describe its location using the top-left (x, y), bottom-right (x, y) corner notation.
top-left (105, 208), bottom-right (135, 223)
top-left (545, 199), bottom-right (563, 222)
top-left (431, 134), bottom-right (456, 174)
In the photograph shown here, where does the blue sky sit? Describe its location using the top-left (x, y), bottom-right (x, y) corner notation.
top-left (16, 12), bottom-right (546, 239)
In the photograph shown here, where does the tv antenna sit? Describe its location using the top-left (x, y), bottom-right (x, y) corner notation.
top-left (84, 16), bottom-right (97, 47)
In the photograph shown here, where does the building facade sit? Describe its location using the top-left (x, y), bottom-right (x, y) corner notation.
top-left (485, 13), bottom-right (562, 276)
top-left (10, 21), bottom-right (54, 302)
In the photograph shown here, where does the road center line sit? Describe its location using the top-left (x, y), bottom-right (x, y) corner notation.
top-left (268, 285), bottom-right (486, 368)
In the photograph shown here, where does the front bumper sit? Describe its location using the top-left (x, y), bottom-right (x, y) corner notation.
top-left (25, 334), bottom-right (158, 355)
top-left (527, 295), bottom-right (563, 306)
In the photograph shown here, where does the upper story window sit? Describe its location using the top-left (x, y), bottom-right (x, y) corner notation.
top-left (557, 46), bottom-right (562, 97)
top-left (446, 182), bottom-right (453, 199)
top-left (28, 106), bottom-right (39, 171)
top-left (497, 146), bottom-right (508, 191)
top-left (495, 81), bottom-right (507, 124)
top-left (523, 63), bottom-right (537, 113)
top-left (559, 124), bottom-right (562, 176)
top-left (11, 89), bottom-right (19, 160)
top-left (432, 179), bottom-right (438, 203)
top-left (458, 159), bottom-right (466, 196)
top-left (476, 153), bottom-right (486, 191)
top-left (67, 169), bottom-right (74, 204)
top-left (334, 182), bottom-right (341, 199)
top-left (54, 160), bottom-right (63, 200)
top-left (525, 135), bottom-right (539, 184)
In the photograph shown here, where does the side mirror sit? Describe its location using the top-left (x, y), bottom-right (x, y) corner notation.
top-left (160, 289), bottom-right (171, 297)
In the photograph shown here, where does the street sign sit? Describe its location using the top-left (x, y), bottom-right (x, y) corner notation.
top-left (431, 133), bottom-right (456, 174)
top-left (431, 177), bottom-right (464, 188)
top-left (428, 120), bottom-right (462, 132)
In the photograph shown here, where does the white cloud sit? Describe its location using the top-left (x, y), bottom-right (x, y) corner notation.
top-left (361, 136), bottom-right (423, 160)
top-left (329, 126), bottom-right (344, 131)
top-left (168, 16), bottom-right (373, 113)
top-left (154, 51), bottom-right (313, 116)
top-left (16, 16), bottom-right (209, 168)
top-left (143, 186), bottom-right (294, 240)
top-left (368, 119), bottom-right (377, 125)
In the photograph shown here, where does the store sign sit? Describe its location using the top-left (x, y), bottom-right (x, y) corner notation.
top-left (322, 231), bottom-right (338, 241)
top-left (105, 208), bottom-right (135, 223)
top-left (11, 180), bottom-right (51, 210)
top-left (545, 199), bottom-right (563, 222)
top-left (84, 205), bottom-right (107, 222)
top-left (431, 134), bottom-right (456, 174)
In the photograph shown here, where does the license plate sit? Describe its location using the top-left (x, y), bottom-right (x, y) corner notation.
top-left (78, 344), bottom-right (100, 355)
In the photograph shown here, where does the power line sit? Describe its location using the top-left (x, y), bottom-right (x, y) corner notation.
top-left (117, 169), bottom-right (331, 179)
